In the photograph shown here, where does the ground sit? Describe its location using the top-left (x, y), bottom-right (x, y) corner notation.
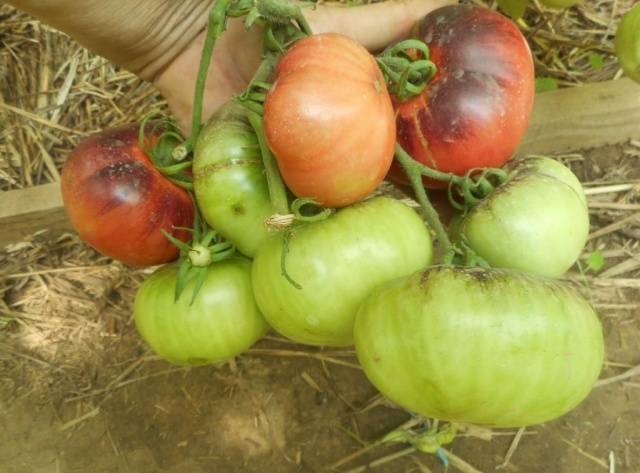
top-left (1, 322), bottom-right (639, 473)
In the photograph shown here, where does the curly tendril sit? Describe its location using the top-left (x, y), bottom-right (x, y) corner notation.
top-left (447, 167), bottom-right (510, 212)
top-left (376, 39), bottom-right (438, 102)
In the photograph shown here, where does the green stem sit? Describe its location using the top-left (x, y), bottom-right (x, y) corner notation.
top-left (255, 0), bottom-right (313, 36)
top-left (240, 52), bottom-right (278, 101)
top-left (247, 111), bottom-right (289, 215)
top-left (393, 143), bottom-right (463, 186)
top-left (295, 11), bottom-right (313, 36)
top-left (168, 177), bottom-right (194, 191)
top-left (156, 161), bottom-right (193, 175)
top-left (183, 0), bottom-right (231, 152)
top-left (395, 143), bottom-right (453, 256)
top-left (291, 198), bottom-right (333, 222)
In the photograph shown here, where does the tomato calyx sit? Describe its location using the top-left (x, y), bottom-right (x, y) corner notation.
top-left (162, 211), bottom-right (236, 304)
top-left (377, 39), bottom-right (438, 102)
top-left (382, 422), bottom-right (456, 460)
top-left (138, 115), bottom-right (194, 190)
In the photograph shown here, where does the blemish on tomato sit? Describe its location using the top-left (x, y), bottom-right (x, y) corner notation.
top-left (232, 203), bottom-right (245, 216)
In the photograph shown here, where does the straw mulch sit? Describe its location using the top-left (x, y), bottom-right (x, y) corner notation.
top-left (1, 1), bottom-right (640, 471)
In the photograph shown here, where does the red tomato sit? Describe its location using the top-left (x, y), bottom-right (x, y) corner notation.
top-left (392, 5), bottom-right (535, 186)
top-left (263, 33), bottom-right (396, 208)
top-left (61, 124), bottom-right (194, 266)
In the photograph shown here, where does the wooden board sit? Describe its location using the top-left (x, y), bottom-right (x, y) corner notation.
top-left (1, 183), bottom-right (71, 248)
top-left (2, 78), bottom-right (640, 248)
top-left (518, 78), bottom-right (640, 155)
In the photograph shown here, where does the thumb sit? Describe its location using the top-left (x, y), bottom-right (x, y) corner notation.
top-left (304, 0), bottom-right (456, 51)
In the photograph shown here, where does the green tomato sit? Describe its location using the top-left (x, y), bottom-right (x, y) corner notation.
top-left (355, 266), bottom-right (604, 427)
top-left (193, 101), bottom-right (273, 257)
top-left (460, 156), bottom-right (588, 277)
top-left (134, 258), bottom-right (269, 365)
top-left (252, 197), bottom-right (433, 347)
top-left (538, 0), bottom-right (581, 8)
top-left (616, 3), bottom-right (640, 83)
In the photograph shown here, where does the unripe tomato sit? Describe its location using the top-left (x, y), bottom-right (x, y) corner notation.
top-left (355, 266), bottom-right (604, 427)
top-left (616, 3), bottom-right (640, 83)
top-left (264, 33), bottom-right (396, 208)
top-left (252, 197), bottom-right (432, 346)
top-left (392, 5), bottom-right (535, 186)
top-left (459, 157), bottom-right (589, 277)
top-left (134, 258), bottom-right (269, 365)
top-left (194, 102), bottom-right (274, 257)
top-left (61, 124), bottom-right (194, 266)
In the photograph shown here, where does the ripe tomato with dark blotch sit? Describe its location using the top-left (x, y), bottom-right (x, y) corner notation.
top-left (615, 3), bottom-right (640, 84)
top-left (194, 101), bottom-right (274, 257)
top-left (251, 197), bottom-right (433, 347)
top-left (391, 5), bottom-right (535, 186)
top-left (263, 33), bottom-right (396, 208)
top-left (61, 124), bottom-right (194, 266)
top-left (355, 266), bottom-right (604, 427)
top-left (458, 157), bottom-right (588, 277)
top-left (134, 258), bottom-right (269, 365)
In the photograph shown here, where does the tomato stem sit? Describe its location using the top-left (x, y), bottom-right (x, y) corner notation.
top-left (246, 110), bottom-right (290, 215)
top-left (395, 143), bottom-right (453, 257)
top-left (183, 0), bottom-right (232, 153)
top-left (256, 0), bottom-right (313, 36)
top-left (239, 52), bottom-right (278, 103)
top-left (189, 244), bottom-right (214, 267)
top-left (291, 198), bottom-right (333, 222)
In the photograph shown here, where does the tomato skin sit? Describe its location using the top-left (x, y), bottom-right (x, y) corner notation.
top-left (194, 102), bottom-right (274, 257)
top-left (252, 197), bottom-right (432, 346)
top-left (355, 266), bottom-right (604, 427)
top-left (392, 5), bottom-right (534, 185)
top-left (61, 124), bottom-right (194, 266)
top-left (263, 33), bottom-right (396, 208)
top-left (459, 157), bottom-right (588, 277)
top-left (134, 258), bottom-right (269, 365)
top-left (616, 3), bottom-right (640, 84)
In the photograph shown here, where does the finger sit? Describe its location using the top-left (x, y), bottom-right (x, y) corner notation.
top-left (304, 0), bottom-right (456, 51)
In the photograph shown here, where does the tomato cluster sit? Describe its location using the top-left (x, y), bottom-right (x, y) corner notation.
top-left (61, 4), bottom-right (606, 431)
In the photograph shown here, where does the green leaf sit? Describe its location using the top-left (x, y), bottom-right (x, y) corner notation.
top-left (174, 259), bottom-right (193, 302)
top-left (189, 267), bottom-right (209, 305)
top-left (586, 250), bottom-right (605, 273)
top-left (535, 77), bottom-right (559, 93)
top-left (588, 53), bottom-right (604, 70)
top-left (161, 229), bottom-right (191, 254)
top-left (497, 0), bottom-right (530, 19)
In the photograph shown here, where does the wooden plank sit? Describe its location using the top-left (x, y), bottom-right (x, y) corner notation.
top-left (2, 78), bottom-right (640, 248)
top-left (518, 78), bottom-right (640, 155)
top-left (0, 183), bottom-right (71, 249)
